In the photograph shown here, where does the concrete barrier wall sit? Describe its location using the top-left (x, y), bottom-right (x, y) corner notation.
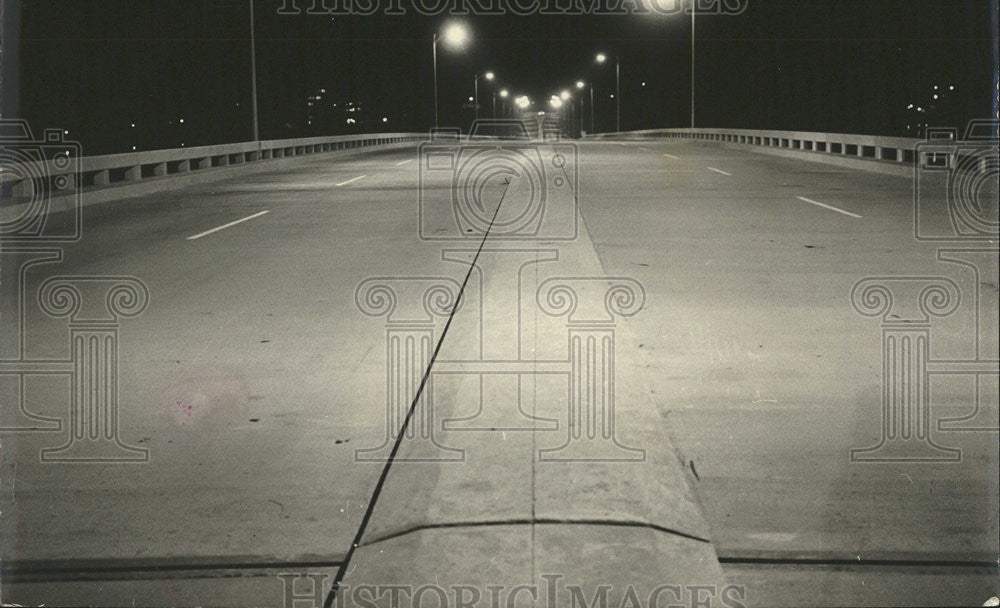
top-left (588, 128), bottom-right (923, 177)
top-left (2, 132), bottom-right (425, 211)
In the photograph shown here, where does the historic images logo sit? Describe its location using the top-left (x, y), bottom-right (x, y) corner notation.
top-left (354, 119), bottom-right (646, 463)
top-left (276, 0), bottom-right (749, 17)
top-left (850, 119), bottom-right (999, 463)
top-left (1, 119), bottom-right (150, 463)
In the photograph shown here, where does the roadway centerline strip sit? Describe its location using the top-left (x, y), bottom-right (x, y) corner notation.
top-left (323, 169), bottom-right (516, 608)
top-left (663, 154), bottom-right (680, 160)
top-left (186, 210), bottom-right (270, 241)
top-left (335, 174), bottom-right (367, 186)
top-left (707, 167), bottom-right (732, 176)
top-left (795, 196), bottom-right (862, 218)
top-left (394, 159), bottom-right (412, 166)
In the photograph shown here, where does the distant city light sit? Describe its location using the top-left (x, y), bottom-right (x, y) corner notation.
top-left (933, 94), bottom-right (939, 99)
top-left (515, 95), bottom-right (531, 109)
top-left (382, 117), bottom-right (388, 122)
top-left (641, 82), bottom-right (646, 86)
top-left (549, 96), bottom-right (563, 109)
top-left (179, 118), bottom-right (184, 123)
top-left (468, 96), bottom-right (474, 101)
top-left (949, 85), bottom-right (955, 90)
top-left (907, 104), bottom-right (914, 109)
top-left (130, 122), bottom-right (135, 128)
top-left (346, 118), bottom-right (356, 124)
top-left (610, 94), bottom-right (615, 98)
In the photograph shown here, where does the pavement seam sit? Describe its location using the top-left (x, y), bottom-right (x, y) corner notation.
top-left (323, 173), bottom-right (515, 608)
top-left (357, 518), bottom-right (713, 548)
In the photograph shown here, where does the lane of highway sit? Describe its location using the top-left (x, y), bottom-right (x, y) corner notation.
top-left (576, 139), bottom-right (997, 605)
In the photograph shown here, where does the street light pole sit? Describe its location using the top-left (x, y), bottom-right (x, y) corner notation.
top-left (590, 84), bottom-right (594, 134)
top-left (474, 75), bottom-right (479, 121)
top-left (432, 34), bottom-right (439, 129)
top-left (690, 6), bottom-right (695, 128)
top-left (249, 0), bottom-right (260, 148)
top-left (615, 56), bottom-right (621, 133)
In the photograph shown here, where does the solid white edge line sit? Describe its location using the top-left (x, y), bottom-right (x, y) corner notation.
top-left (186, 210), bottom-right (270, 241)
top-left (335, 174), bottom-right (367, 186)
top-left (707, 167), bottom-right (732, 176)
top-left (663, 154), bottom-right (680, 159)
top-left (395, 159), bottom-right (413, 166)
top-left (796, 196), bottom-right (862, 218)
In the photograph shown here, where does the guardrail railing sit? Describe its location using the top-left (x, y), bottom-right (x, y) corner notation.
top-left (587, 127), bottom-right (926, 175)
top-left (2, 132), bottom-right (424, 200)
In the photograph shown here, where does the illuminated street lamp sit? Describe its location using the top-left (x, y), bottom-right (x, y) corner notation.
top-left (474, 70), bottom-right (496, 121)
top-left (442, 23), bottom-right (469, 47)
top-left (433, 22), bottom-right (471, 128)
top-left (575, 81), bottom-right (587, 134)
top-left (596, 52), bottom-right (620, 133)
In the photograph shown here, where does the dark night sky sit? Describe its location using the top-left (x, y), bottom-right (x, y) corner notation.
top-left (4, 0), bottom-right (997, 154)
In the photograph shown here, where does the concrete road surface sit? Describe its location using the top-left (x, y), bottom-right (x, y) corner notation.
top-left (1, 140), bottom-right (997, 607)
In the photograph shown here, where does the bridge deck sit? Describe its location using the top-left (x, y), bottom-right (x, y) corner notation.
top-left (2, 140), bottom-right (996, 606)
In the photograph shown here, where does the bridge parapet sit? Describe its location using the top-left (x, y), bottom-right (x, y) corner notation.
top-left (589, 127), bottom-right (924, 176)
top-left (0, 130), bottom-right (425, 214)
